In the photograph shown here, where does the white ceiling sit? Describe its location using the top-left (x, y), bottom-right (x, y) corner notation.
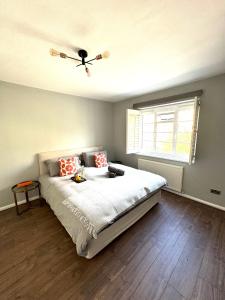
top-left (0, 0), bottom-right (225, 102)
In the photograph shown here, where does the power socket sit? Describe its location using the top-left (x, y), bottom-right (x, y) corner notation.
top-left (210, 189), bottom-right (221, 195)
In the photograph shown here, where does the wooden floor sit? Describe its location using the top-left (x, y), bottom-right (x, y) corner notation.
top-left (0, 191), bottom-right (225, 300)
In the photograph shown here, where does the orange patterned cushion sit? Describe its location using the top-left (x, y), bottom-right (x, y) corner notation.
top-left (94, 152), bottom-right (108, 168)
top-left (58, 156), bottom-right (80, 176)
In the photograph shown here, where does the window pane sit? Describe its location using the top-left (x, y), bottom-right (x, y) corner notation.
top-left (142, 140), bottom-right (154, 152)
top-left (157, 122), bottom-right (173, 133)
top-left (178, 108), bottom-right (193, 122)
top-left (143, 124), bottom-right (154, 133)
top-left (143, 129), bottom-right (154, 141)
top-left (176, 132), bottom-right (192, 144)
top-left (155, 121), bottom-right (174, 154)
top-left (156, 142), bottom-right (173, 153)
top-left (176, 143), bottom-right (191, 155)
top-left (157, 112), bottom-right (174, 122)
top-left (156, 132), bottom-right (173, 143)
top-left (142, 136), bottom-right (154, 142)
top-left (143, 113), bottom-right (154, 123)
top-left (176, 121), bottom-right (192, 132)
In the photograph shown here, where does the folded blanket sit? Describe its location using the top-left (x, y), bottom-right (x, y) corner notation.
top-left (108, 166), bottom-right (125, 176)
top-left (108, 172), bottom-right (116, 178)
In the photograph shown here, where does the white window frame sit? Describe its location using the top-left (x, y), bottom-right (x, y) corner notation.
top-left (126, 98), bottom-right (200, 164)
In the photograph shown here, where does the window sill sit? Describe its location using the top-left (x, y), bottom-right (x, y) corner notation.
top-left (136, 152), bottom-right (189, 164)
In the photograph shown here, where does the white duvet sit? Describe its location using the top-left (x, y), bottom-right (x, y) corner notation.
top-left (39, 164), bottom-right (166, 256)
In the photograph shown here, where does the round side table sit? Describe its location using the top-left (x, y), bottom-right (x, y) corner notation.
top-left (11, 181), bottom-right (42, 215)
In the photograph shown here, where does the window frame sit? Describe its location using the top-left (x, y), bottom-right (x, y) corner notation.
top-left (126, 98), bottom-right (200, 164)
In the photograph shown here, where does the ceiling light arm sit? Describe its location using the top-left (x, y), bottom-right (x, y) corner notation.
top-left (85, 57), bottom-right (97, 64)
top-left (76, 62), bottom-right (92, 67)
top-left (66, 56), bottom-right (82, 62)
top-left (62, 55), bottom-right (92, 66)
top-left (86, 52), bottom-right (110, 64)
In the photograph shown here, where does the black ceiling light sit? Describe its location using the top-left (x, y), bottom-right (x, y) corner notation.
top-left (50, 48), bottom-right (110, 77)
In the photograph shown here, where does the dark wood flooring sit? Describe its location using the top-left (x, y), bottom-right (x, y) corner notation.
top-left (0, 191), bottom-right (225, 300)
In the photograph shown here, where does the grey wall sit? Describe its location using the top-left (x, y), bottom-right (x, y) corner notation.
top-left (113, 74), bottom-right (225, 207)
top-left (0, 81), bottom-right (114, 208)
top-left (1, 74), bottom-right (225, 209)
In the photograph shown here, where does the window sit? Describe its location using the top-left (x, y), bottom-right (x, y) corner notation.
top-left (126, 98), bottom-right (200, 164)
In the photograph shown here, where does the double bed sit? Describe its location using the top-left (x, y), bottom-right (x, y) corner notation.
top-left (38, 146), bottom-right (166, 258)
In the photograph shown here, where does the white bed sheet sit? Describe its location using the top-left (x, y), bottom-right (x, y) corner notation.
top-left (39, 164), bottom-right (166, 256)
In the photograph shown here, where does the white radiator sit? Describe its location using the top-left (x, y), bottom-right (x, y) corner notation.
top-left (138, 159), bottom-right (183, 192)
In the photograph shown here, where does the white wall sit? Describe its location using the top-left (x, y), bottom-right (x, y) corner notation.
top-left (113, 74), bottom-right (225, 208)
top-left (0, 81), bottom-right (114, 208)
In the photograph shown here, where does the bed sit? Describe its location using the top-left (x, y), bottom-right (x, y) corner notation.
top-left (38, 146), bottom-right (166, 258)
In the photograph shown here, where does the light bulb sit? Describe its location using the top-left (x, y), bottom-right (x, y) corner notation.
top-left (96, 51), bottom-right (110, 60)
top-left (49, 48), bottom-right (60, 56)
top-left (96, 54), bottom-right (102, 60)
top-left (59, 52), bottom-right (67, 59)
top-left (102, 51), bottom-right (110, 58)
top-left (85, 67), bottom-right (91, 77)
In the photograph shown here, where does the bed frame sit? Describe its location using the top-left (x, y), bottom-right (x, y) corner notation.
top-left (38, 146), bottom-right (160, 258)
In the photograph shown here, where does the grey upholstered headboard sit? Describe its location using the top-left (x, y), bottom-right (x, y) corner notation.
top-left (38, 146), bottom-right (103, 176)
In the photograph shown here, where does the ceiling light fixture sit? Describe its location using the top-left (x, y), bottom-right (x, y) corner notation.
top-left (50, 48), bottom-right (110, 77)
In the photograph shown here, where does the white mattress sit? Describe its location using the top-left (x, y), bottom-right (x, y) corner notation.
top-left (39, 164), bottom-right (166, 257)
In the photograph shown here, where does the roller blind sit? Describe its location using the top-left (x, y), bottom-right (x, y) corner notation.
top-left (133, 90), bottom-right (203, 110)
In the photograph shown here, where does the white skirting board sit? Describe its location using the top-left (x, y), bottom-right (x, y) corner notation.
top-left (163, 187), bottom-right (225, 212)
top-left (0, 196), bottom-right (39, 212)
